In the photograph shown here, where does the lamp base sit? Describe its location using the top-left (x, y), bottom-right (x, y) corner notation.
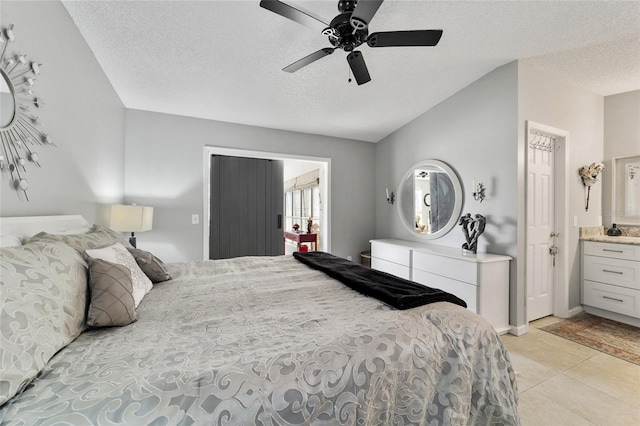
top-left (129, 233), bottom-right (137, 248)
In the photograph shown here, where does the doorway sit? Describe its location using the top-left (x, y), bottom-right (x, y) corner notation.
top-left (525, 121), bottom-right (570, 322)
top-left (202, 146), bottom-right (331, 260)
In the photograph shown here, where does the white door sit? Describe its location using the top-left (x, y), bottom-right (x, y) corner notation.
top-left (526, 133), bottom-right (555, 321)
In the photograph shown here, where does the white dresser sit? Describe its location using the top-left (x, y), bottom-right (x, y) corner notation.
top-left (582, 240), bottom-right (640, 327)
top-left (370, 239), bottom-right (512, 334)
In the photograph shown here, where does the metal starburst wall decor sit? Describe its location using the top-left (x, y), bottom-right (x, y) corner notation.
top-left (0, 24), bottom-right (52, 201)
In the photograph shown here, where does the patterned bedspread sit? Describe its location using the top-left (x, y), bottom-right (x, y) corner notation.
top-left (0, 255), bottom-right (519, 425)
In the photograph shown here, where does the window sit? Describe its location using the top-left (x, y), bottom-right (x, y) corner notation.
top-left (285, 186), bottom-right (321, 233)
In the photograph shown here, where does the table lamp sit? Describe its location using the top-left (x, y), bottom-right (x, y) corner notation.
top-left (109, 204), bottom-right (153, 248)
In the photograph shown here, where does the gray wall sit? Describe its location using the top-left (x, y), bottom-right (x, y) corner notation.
top-left (0, 1), bottom-right (125, 223)
top-left (603, 90), bottom-right (640, 226)
top-left (518, 62), bottom-right (604, 315)
top-left (375, 60), bottom-right (606, 328)
top-left (124, 109), bottom-right (376, 263)
top-left (375, 62), bottom-right (520, 321)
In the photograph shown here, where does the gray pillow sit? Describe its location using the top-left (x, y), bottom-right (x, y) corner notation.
top-left (86, 258), bottom-right (137, 327)
top-left (127, 248), bottom-right (172, 283)
top-left (29, 225), bottom-right (122, 254)
top-left (0, 240), bottom-right (88, 405)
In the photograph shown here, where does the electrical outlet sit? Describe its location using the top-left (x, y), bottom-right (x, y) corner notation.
top-left (192, 214), bottom-right (199, 225)
top-left (347, 255), bottom-right (352, 261)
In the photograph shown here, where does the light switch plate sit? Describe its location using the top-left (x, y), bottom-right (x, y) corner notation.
top-left (192, 214), bottom-right (199, 225)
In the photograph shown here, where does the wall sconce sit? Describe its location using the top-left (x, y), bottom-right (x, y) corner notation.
top-left (386, 188), bottom-right (395, 205)
top-left (109, 204), bottom-right (154, 248)
top-left (472, 179), bottom-right (486, 203)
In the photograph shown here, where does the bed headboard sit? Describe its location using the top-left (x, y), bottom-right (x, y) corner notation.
top-left (0, 215), bottom-right (90, 240)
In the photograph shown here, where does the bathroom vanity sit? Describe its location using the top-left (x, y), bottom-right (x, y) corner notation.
top-left (581, 236), bottom-right (640, 327)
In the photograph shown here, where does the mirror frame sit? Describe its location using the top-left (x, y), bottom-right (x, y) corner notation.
top-left (611, 155), bottom-right (640, 225)
top-left (397, 159), bottom-right (464, 240)
top-left (0, 67), bottom-right (17, 128)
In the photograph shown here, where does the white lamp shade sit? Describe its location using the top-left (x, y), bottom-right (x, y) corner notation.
top-left (110, 205), bottom-right (153, 232)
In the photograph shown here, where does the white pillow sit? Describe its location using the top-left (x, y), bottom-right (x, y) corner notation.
top-left (0, 235), bottom-right (23, 247)
top-left (54, 225), bottom-right (93, 235)
top-left (85, 243), bottom-right (152, 307)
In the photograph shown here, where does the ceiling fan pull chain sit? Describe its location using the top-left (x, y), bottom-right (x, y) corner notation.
top-left (348, 66), bottom-right (352, 83)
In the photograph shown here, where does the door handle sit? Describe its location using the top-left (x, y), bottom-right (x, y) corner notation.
top-left (549, 245), bottom-right (558, 267)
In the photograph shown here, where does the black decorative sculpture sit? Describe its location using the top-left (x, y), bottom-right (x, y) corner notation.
top-left (459, 213), bottom-right (486, 254)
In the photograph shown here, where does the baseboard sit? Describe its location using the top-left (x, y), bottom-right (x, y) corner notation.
top-left (584, 306), bottom-right (640, 327)
top-left (509, 323), bottom-right (528, 336)
top-left (567, 306), bottom-right (584, 318)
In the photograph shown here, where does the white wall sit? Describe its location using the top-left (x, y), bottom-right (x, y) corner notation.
top-left (517, 62), bottom-right (604, 314)
top-left (603, 90), bottom-right (640, 226)
top-left (375, 62), bottom-right (520, 323)
top-left (0, 1), bottom-right (125, 223)
top-left (124, 109), bottom-right (376, 263)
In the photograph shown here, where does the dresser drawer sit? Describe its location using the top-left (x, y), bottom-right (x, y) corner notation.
top-left (583, 241), bottom-right (640, 261)
top-left (371, 257), bottom-right (411, 280)
top-left (413, 269), bottom-right (477, 312)
top-left (413, 250), bottom-right (477, 285)
top-left (583, 280), bottom-right (640, 319)
top-left (583, 255), bottom-right (640, 290)
top-left (371, 241), bottom-right (410, 267)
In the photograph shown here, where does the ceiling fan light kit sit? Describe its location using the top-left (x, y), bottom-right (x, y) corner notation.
top-left (260, 0), bottom-right (443, 85)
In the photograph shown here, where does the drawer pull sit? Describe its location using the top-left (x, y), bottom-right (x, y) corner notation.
top-left (602, 249), bottom-right (623, 253)
top-left (602, 295), bottom-right (624, 303)
top-left (602, 269), bottom-right (623, 275)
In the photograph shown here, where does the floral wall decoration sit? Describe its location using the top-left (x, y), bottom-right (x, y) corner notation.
top-left (579, 163), bottom-right (604, 211)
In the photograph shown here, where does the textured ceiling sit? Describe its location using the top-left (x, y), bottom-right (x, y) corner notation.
top-left (62, 0), bottom-right (640, 143)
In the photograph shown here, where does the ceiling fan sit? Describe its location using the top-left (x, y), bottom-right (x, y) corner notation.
top-left (259, 0), bottom-right (443, 85)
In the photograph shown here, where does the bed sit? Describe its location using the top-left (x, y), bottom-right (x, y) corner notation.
top-left (0, 215), bottom-right (519, 425)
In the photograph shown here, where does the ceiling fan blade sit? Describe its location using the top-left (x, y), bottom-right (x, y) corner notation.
top-left (367, 30), bottom-right (443, 47)
top-left (350, 0), bottom-right (384, 30)
top-left (347, 51), bottom-right (371, 85)
top-left (260, 0), bottom-right (329, 32)
top-left (283, 48), bottom-right (335, 73)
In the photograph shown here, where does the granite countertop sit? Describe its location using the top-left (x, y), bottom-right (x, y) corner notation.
top-left (580, 235), bottom-right (640, 245)
top-left (580, 226), bottom-right (640, 246)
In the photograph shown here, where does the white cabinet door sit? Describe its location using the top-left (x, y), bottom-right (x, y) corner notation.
top-left (371, 257), bottom-right (411, 280)
top-left (583, 280), bottom-right (640, 319)
top-left (412, 269), bottom-right (477, 313)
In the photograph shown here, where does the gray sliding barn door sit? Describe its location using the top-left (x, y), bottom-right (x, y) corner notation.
top-left (209, 155), bottom-right (284, 259)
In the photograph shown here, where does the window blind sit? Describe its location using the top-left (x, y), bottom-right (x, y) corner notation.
top-left (284, 169), bottom-right (320, 191)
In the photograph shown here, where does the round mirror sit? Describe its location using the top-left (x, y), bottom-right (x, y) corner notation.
top-left (397, 159), bottom-right (463, 239)
top-left (0, 68), bottom-right (16, 128)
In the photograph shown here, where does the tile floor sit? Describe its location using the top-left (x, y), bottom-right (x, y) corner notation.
top-left (501, 316), bottom-right (640, 426)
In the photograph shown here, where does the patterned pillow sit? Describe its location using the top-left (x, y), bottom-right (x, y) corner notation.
top-left (86, 258), bottom-right (137, 327)
top-left (127, 248), bottom-right (172, 283)
top-left (0, 240), bottom-right (88, 405)
top-left (28, 224), bottom-right (123, 254)
top-left (85, 243), bottom-right (153, 307)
